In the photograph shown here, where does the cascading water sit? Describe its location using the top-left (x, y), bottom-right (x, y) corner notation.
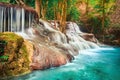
top-left (0, 3), bottom-right (120, 80)
top-left (0, 3), bottom-right (99, 56)
top-left (10, 47), bottom-right (120, 80)
top-left (65, 22), bottom-right (99, 50)
top-left (0, 3), bottom-right (36, 32)
top-left (36, 19), bottom-right (99, 56)
top-left (13, 18), bottom-right (99, 70)
top-left (0, 2), bottom-right (101, 77)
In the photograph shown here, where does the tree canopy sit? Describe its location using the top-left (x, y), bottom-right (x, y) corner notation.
top-left (0, 0), bottom-right (117, 33)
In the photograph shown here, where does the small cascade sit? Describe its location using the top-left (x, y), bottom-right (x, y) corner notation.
top-left (38, 19), bottom-right (68, 43)
top-left (0, 3), bottom-right (98, 52)
top-left (66, 22), bottom-right (83, 34)
top-left (0, 2), bottom-right (99, 70)
top-left (65, 22), bottom-right (99, 51)
top-left (0, 3), bottom-right (37, 32)
top-left (41, 21), bottom-right (99, 55)
top-left (18, 19), bottom-right (99, 56)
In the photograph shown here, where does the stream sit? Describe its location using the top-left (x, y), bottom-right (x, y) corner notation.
top-left (10, 47), bottom-right (120, 80)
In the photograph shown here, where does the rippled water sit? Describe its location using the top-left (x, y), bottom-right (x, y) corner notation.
top-left (10, 47), bottom-right (120, 80)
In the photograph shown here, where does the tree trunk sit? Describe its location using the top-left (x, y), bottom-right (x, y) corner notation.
top-left (86, 0), bottom-right (89, 15)
top-left (15, 0), bottom-right (25, 5)
top-left (35, 0), bottom-right (41, 18)
top-left (56, 0), bottom-right (67, 33)
top-left (102, 0), bottom-right (105, 30)
top-left (61, 0), bottom-right (67, 33)
top-left (41, 0), bottom-right (48, 19)
top-left (102, 0), bottom-right (105, 41)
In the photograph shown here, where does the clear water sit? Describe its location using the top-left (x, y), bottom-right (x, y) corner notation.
top-left (10, 47), bottom-right (120, 80)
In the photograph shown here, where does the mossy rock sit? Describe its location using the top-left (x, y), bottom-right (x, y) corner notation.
top-left (0, 32), bottom-right (31, 77)
top-left (0, 32), bottom-right (24, 62)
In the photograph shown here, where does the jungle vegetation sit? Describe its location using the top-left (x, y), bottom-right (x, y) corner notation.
top-left (0, 0), bottom-right (119, 44)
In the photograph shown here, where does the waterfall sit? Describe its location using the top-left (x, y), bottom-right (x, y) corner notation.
top-left (65, 22), bottom-right (99, 50)
top-left (18, 19), bottom-right (99, 56)
top-left (16, 8), bottom-right (21, 32)
top-left (0, 6), bottom-right (3, 32)
top-left (0, 2), bottom-right (99, 70)
top-left (21, 8), bottom-right (25, 32)
top-left (10, 7), bottom-right (13, 32)
top-left (0, 3), bottom-right (98, 53)
top-left (0, 3), bottom-right (36, 32)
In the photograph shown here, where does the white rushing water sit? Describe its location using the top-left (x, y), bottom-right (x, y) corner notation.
top-left (0, 5), bottom-right (105, 80)
top-left (0, 5), bottom-right (35, 32)
top-left (0, 4), bottom-right (99, 56)
top-left (19, 19), bottom-right (99, 55)
top-left (10, 47), bottom-right (120, 80)
top-left (0, 4), bottom-right (99, 51)
top-left (1, 4), bottom-right (120, 80)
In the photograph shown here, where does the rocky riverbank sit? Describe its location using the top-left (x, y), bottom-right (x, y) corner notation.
top-left (0, 32), bottom-right (73, 78)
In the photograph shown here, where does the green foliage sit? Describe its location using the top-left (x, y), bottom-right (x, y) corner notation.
top-left (0, 0), bottom-right (9, 3)
top-left (45, 0), bottom-right (57, 20)
top-left (0, 0), bottom-right (116, 34)
top-left (67, 0), bottom-right (80, 21)
top-left (45, 0), bottom-right (80, 21)
top-left (0, 40), bottom-right (8, 62)
top-left (0, 55), bottom-right (9, 62)
top-left (0, 40), bottom-right (7, 55)
top-left (9, 0), bottom-right (16, 4)
top-left (67, 6), bottom-right (80, 21)
top-left (93, 0), bottom-right (115, 14)
top-left (79, 0), bottom-right (115, 34)
top-left (46, 9), bottom-right (54, 20)
top-left (24, 0), bottom-right (35, 8)
top-left (87, 16), bottom-right (110, 33)
top-left (9, 0), bottom-right (35, 7)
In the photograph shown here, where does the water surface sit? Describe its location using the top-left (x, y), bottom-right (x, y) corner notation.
top-left (11, 47), bottom-right (120, 80)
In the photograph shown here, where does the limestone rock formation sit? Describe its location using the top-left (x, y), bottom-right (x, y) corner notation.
top-left (0, 32), bottom-right (73, 77)
top-left (30, 44), bottom-right (69, 70)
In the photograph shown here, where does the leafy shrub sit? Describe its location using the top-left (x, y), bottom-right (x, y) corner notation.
top-left (0, 40), bottom-right (9, 62)
top-left (87, 16), bottom-right (110, 34)
top-left (0, 55), bottom-right (9, 62)
top-left (0, 40), bottom-right (7, 56)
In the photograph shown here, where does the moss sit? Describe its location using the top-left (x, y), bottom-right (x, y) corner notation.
top-left (18, 43), bottom-right (30, 70)
top-left (0, 55), bottom-right (9, 62)
top-left (0, 32), bottom-right (23, 41)
top-left (0, 32), bottom-right (31, 77)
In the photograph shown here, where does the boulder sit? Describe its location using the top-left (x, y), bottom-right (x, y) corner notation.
top-left (0, 32), bottom-right (73, 77)
top-left (80, 33), bottom-right (97, 43)
top-left (0, 32), bottom-right (31, 77)
top-left (30, 44), bottom-right (71, 70)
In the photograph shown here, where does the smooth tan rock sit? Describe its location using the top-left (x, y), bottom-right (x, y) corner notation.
top-left (30, 44), bottom-right (69, 70)
top-left (80, 33), bottom-right (97, 43)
